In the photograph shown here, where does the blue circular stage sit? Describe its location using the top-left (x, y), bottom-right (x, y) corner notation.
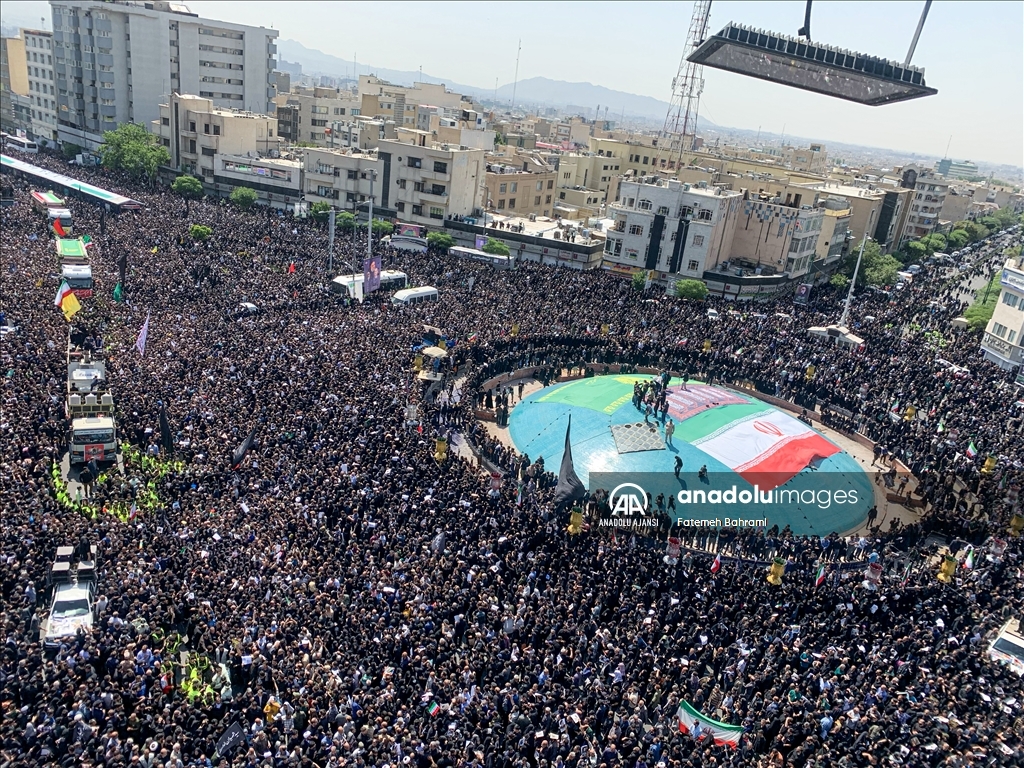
top-left (508, 375), bottom-right (872, 536)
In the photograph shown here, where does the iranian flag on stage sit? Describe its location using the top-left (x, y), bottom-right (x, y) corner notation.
top-left (677, 701), bottom-right (745, 748)
top-left (683, 404), bottom-right (840, 489)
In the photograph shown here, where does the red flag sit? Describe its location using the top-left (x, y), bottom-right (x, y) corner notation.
top-left (288, 262), bottom-right (296, 274)
top-left (710, 553), bottom-right (721, 573)
top-left (417, 424), bottom-right (423, 434)
top-left (53, 219), bottom-right (66, 237)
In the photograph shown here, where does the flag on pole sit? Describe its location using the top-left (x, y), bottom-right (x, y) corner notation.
top-left (427, 701), bottom-right (440, 717)
top-left (288, 262), bottom-right (296, 274)
top-left (53, 219), bottom-right (67, 237)
top-left (128, 502), bottom-right (138, 521)
top-left (82, 234), bottom-right (93, 247)
top-left (966, 442), bottom-right (978, 459)
top-left (710, 553), bottom-right (721, 573)
top-left (813, 563), bottom-right (826, 587)
top-left (112, 282), bottom-right (124, 303)
top-left (231, 426), bottom-right (257, 469)
top-left (135, 312), bottom-right (151, 357)
top-left (963, 547), bottom-right (975, 570)
top-left (900, 562), bottom-right (912, 587)
top-left (677, 702), bottom-right (744, 748)
top-left (54, 280), bottom-right (81, 321)
top-left (468, 332), bottom-right (479, 343)
top-left (552, 415), bottom-right (586, 509)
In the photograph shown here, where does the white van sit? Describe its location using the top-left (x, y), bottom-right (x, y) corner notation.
top-left (392, 286), bottom-right (438, 306)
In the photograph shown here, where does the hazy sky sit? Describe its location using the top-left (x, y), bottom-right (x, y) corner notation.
top-left (4, 1), bottom-right (1021, 167)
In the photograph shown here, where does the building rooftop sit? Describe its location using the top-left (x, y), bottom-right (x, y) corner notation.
top-left (220, 153), bottom-right (301, 169)
top-left (797, 181), bottom-right (885, 199)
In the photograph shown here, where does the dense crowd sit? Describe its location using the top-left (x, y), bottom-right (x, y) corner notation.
top-left (1, 154), bottom-right (1022, 768)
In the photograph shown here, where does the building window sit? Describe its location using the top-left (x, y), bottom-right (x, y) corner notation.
top-left (433, 161), bottom-right (447, 174)
top-left (204, 123), bottom-right (210, 134)
top-left (397, 178), bottom-right (406, 189)
top-left (414, 182), bottom-right (424, 192)
top-left (189, 121), bottom-right (196, 132)
top-left (201, 147), bottom-right (215, 156)
top-left (1010, 330), bottom-right (1018, 344)
top-left (431, 184), bottom-right (446, 196)
top-left (347, 169), bottom-right (358, 180)
top-left (499, 183), bottom-right (507, 194)
top-left (559, 192), bottom-right (565, 200)
top-left (545, 195), bottom-right (551, 203)
top-left (510, 182), bottom-right (518, 193)
top-left (1002, 292), bottom-right (1019, 308)
top-left (628, 224), bottom-right (643, 236)
top-left (396, 202), bottom-right (405, 212)
top-left (993, 323), bottom-right (1008, 338)
top-left (509, 199), bottom-right (516, 209)
top-left (536, 180), bottom-right (543, 191)
top-left (697, 209), bottom-right (712, 221)
top-left (547, 180), bottom-right (553, 189)
top-left (412, 204), bottom-right (423, 216)
top-left (429, 206), bottom-right (444, 220)
top-left (497, 200), bottom-right (505, 209)
top-left (534, 196), bottom-right (541, 205)
top-left (681, 206), bottom-right (694, 218)
top-left (637, 199), bottom-right (652, 210)
top-left (657, 206), bottom-right (670, 215)
top-left (188, 139), bottom-right (196, 153)
top-left (692, 235), bottom-right (704, 247)
top-left (161, 117), bottom-right (169, 126)
top-left (213, 125), bottom-right (220, 136)
top-left (408, 157), bottom-right (421, 168)
top-left (687, 260), bottom-right (699, 271)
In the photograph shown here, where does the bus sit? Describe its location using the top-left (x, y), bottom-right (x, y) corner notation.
top-left (2, 133), bottom-right (39, 154)
top-left (61, 264), bottom-right (93, 298)
top-left (392, 286), bottom-right (438, 306)
top-left (330, 270), bottom-right (409, 300)
top-left (448, 246), bottom-right (516, 270)
top-left (988, 618), bottom-right (1024, 676)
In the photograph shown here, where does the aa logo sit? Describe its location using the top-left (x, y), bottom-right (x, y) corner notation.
top-left (608, 483), bottom-right (649, 517)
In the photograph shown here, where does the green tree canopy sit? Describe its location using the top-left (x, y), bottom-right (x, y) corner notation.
top-left (99, 123), bottom-right (170, 180)
top-left (979, 216), bottom-right (1000, 232)
top-left (310, 201), bottom-right (332, 222)
top-left (863, 253), bottom-right (903, 287)
top-left (368, 219), bottom-right (394, 237)
top-left (674, 278), bottom-right (708, 300)
top-left (964, 274), bottom-right (1001, 330)
top-left (903, 240), bottom-right (928, 262)
top-left (172, 175), bottom-right (204, 201)
top-left (829, 273), bottom-right (850, 289)
top-left (427, 232), bottom-right (455, 251)
top-left (919, 233), bottom-right (947, 254)
top-left (482, 237), bottom-right (511, 257)
top-left (631, 270), bottom-right (648, 292)
top-left (189, 224), bottom-right (212, 241)
top-left (337, 211), bottom-right (357, 232)
top-left (229, 186), bottom-right (258, 210)
top-left (946, 230), bottom-right (969, 250)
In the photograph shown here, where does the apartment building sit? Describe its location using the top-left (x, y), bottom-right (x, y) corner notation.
top-left (151, 93), bottom-right (279, 180)
top-left (273, 86), bottom-right (361, 146)
top-left (872, 187), bottom-right (912, 251)
top-left (727, 192), bottom-right (824, 281)
top-left (602, 178), bottom-right (741, 283)
top-left (51, 0), bottom-right (278, 149)
top-left (303, 138), bottom-right (486, 226)
top-left (897, 164), bottom-right (950, 244)
top-left (0, 35), bottom-right (30, 136)
top-left (213, 153), bottom-right (301, 207)
top-left (812, 198), bottom-right (852, 280)
top-left (980, 255), bottom-right (1024, 370)
top-left (484, 162), bottom-right (557, 218)
top-left (358, 75), bottom-right (469, 126)
top-left (15, 29), bottom-right (58, 144)
top-left (791, 181), bottom-right (884, 246)
top-left (781, 143), bottom-right (828, 174)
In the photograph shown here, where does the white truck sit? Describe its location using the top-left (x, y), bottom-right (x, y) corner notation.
top-left (67, 343), bottom-right (117, 465)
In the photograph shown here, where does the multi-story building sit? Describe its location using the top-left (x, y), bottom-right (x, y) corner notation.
top-left (484, 161), bottom-right (557, 218)
top-left (273, 86), bottom-right (361, 146)
top-left (358, 75), bottom-right (470, 126)
top-left (0, 35), bottom-right (30, 136)
top-left (303, 138), bottom-right (486, 227)
top-left (936, 158), bottom-right (979, 180)
top-left (791, 181), bottom-right (884, 247)
top-left (872, 187), bottom-right (912, 251)
top-left (727, 192), bottom-right (823, 280)
top-left (602, 178), bottom-right (741, 284)
top-left (19, 29), bottom-right (58, 144)
top-left (811, 198), bottom-right (851, 282)
top-left (51, 0), bottom-right (278, 150)
top-left (939, 185), bottom-right (975, 225)
top-left (150, 93), bottom-right (279, 180)
top-left (897, 165), bottom-right (950, 244)
top-left (980, 255), bottom-right (1024, 370)
top-left (213, 152), bottom-right (301, 208)
top-left (781, 143), bottom-right (828, 174)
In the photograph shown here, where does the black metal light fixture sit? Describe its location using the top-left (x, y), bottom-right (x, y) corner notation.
top-left (688, 2), bottom-right (938, 106)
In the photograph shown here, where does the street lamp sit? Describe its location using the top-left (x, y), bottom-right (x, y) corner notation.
top-left (839, 236), bottom-right (872, 328)
top-left (366, 169), bottom-right (377, 262)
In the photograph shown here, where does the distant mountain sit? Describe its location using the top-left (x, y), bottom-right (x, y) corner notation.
top-left (277, 39), bottom-right (714, 125)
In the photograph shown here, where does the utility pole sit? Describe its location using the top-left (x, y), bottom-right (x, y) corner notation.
top-left (840, 237), bottom-right (870, 329)
top-left (510, 39), bottom-right (521, 112)
top-left (328, 207), bottom-right (336, 274)
top-left (367, 170), bottom-right (377, 262)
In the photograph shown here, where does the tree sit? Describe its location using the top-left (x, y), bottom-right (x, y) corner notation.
top-left (61, 142), bottom-right (82, 160)
top-left (631, 270), bottom-right (648, 292)
top-left (674, 278), bottom-right (708, 300)
top-left (370, 219), bottom-right (393, 237)
top-left (903, 240), bottom-right (928, 262)
top-left (98, 123), bottom-right (170, 181)
top-left (172, 175), bottom-right (204, 215)
top-left (979, 216), bottom-right (1000, 232)
top-left (427, 232), bottom-right (455, 251)
top-left (954, 221), bottom-right (987, 242)
top-left (337, 211), bottom-right (357, 232)
top-left (481, 237), bottom-right (510, 257)
top-left (947, 230), bottom-right (970, 250)
top-left (863, 253), bottom-right (902, 287)
top-left (189, 224), bottom-right (213, 241)
top-left (230, 186), bottom-right (257, 210)
top-left (829, 273), bottom-right (850, 289)
top-left (920, 233), bottom-right (946, 254)
top-left (310, 201), bottom-right (332, 222)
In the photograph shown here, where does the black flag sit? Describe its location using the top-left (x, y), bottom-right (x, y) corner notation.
top-left (231, 427), bottom-right (257, 469)
top-left (215, 721), bottom-right (246, 758)
top-left (552, 415), bottom-right (586, 508)
top-left (117, 250), bottom-right (127, 288)
top-left (159, 404), bottom-right (174, 455)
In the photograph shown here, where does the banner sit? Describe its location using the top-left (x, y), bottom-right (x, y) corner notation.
top-left (363, 255), bottom-right (382, 293)
top-left (475, 235), bottom-right (487, 250)
top-left (135, 312), bottom-right (151, 357)
top-left (794, 283), bottom-right (812, 304)
top-left (677, 702), bottom-right (744, 748)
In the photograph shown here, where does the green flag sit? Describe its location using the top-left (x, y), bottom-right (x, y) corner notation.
top-left (113, 282), bottom-right (124, 303)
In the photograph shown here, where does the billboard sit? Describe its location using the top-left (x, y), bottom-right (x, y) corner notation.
top-left (794, 283), bottom-right (812, 304)
top-left (363, 255), bottom-right (382, 293)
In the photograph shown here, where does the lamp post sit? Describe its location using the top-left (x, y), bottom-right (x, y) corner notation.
top-left (839, 236), bottom-right (871, 329)
top-left (367, 169), bottom-right (377, 262)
